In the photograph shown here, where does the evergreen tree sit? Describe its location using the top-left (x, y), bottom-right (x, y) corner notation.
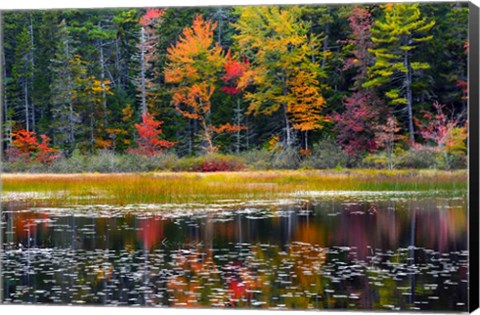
top-left (49, 19), bottom-right (82, 154)
top-left (363, 3), bottom-right (435, 143)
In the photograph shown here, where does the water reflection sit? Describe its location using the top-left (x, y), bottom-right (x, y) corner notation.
top-left (1, 198), bottom-right (468, 311)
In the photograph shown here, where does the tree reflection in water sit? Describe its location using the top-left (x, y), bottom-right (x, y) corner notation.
top-left (1, 197), bottom-right (468, 311)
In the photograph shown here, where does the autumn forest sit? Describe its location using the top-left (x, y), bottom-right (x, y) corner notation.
top-left (1, 3), bottom-right (469, 172)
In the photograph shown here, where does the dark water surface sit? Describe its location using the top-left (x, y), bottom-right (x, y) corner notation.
top-left (1, 196), bottom-right (468, 311)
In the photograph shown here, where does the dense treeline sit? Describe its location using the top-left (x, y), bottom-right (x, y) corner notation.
top-left (1, 3), bottom-right (468, 171)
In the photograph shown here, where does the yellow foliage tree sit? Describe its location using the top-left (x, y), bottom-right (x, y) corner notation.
top-left (233, 6), bottom-right (328, 150)
top-left (287, 71), bottom-right (327, 150)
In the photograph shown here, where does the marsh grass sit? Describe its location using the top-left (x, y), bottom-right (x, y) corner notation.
top-left (1, 169), bottom-right (467, 206)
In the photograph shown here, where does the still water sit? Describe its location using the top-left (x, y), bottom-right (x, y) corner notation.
top-left (1, 196), bottom-right (468, 311)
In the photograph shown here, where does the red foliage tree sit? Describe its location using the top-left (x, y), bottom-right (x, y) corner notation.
top-left (333, 91), bottom-right (380, 156)
top-left (415, 102), bottom-right (467, 169)
top-left (139, 8), bottom-right (165, 27)
top-left (342, 6), bottom-right (374, 90)
top-left (9, 129), bottom-right (60, 164)
top-left (219, 52), bottom-right (251, 152)
top-left (12, 129), bottom-right (39, 156)
top-left (128, 112), bottom-right (176, 157)
top-left (334, 6), bottom-right (381, 156)
top-left (221, 53), bottom-right (249, 95)
top-left (36, 135), bottom-right (60, 164)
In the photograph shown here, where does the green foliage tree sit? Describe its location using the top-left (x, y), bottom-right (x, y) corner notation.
top-left (49, 19), bottom-right (83, 154)
top-left (363, 3), bottom-right (435, 143)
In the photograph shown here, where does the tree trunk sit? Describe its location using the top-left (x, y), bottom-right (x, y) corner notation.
top-left (90, 106), bottom-right (95, 153)
top-left (115, 36), bottom-right (122, 89)
top-left (283, 103), bottom-right (292, 148)
top-left (24, 80), bottom-right (29, 131)
top-left (98, 37), bottom-right (108, 128)
top-left (217, 18), bottom-right (222, 46)
top-left (140, 27), bottom-right (147, 115)
top-left (245, 114), bottom-right (249, 150)
top-left (404, 49), bottom-right (415, 143)
top-left (2, 41), bottom-right (11, 148)
top-left (201, 119), bottom-right (214, 153)
top-left (29, 15), bottom-right (36, 133)
top-left (305, 130), bottom-right (308, 151)
top-left (321, 15), bottom-right (330, 69)
top-left (188, 119), bottom-right (193, 155)
top-left (387, 131), bottom-right (393, 170)
top-left (236, 97), bottom-right (241, 154)
top-left (199, 97), bottom-right (214, 153)
top-left (66, 38), bottom-right (75, 147)
top-left (281, 71), bottom-right (292, 148)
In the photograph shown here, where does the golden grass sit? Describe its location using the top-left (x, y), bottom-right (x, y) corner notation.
top-left (1, 169), bottom-right (467, 206)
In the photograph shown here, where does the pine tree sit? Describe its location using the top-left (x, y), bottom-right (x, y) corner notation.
top-left (137, 8), bottom-right (165, 115)
top-left (11, 21), bottom-right (34, 132)
top-left (363, 3), bottom-right (435, 143)
top-left (49, 19), bottom-right (81, 154)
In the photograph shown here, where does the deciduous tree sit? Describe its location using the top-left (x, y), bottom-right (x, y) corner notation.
top-left (10, 129), bottom-right (59, 164)
top-left (374, 116), bottom-right (402, 170)
top-left (165, 14), bottom-right (225, 153)
top-left (334, 6), bottom-right (382, 156)
top-left (128, 112), bottom-right (175, 156)
top-left (221, 52), bottom-right (250, 153)
top-left (415, 102), bottom-right (467, 169)
top-left (233, 6), bottom-right (327, 149)
top-left (36, 135), bottom-right (60, 164)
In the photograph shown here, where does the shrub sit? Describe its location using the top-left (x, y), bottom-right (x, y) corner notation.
top-left (448, 154), bottom-right (467, 169)
top-left (173, 154), bottom-right (244, 172)
top-left (362, 153), bottom-right (389, 169)
top-left (239, 149), bottom-right (272, 170)
top-left (271, 148), bottom-right (301, 169)
top-left (395, 146), bottom-right (437, 169)
top-left (300, 137), bottom-right (357, 169)
top-left (5, 147), bottom-right (29, 163)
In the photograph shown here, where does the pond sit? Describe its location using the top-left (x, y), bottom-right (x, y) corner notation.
top-left (1, 196), bottom-right (468, 311)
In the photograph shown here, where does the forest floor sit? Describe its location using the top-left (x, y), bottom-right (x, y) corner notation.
top-left (1, 169), bottom-right (467, 207)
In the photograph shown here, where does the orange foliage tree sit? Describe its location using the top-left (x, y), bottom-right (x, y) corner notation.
top-left (12, 129), bottom-right (39, 156)
top-left (10, 129), bottom-right (60, 164)
top-left (165, 14), bottom-right (225, 153)
top-left (36, 135), bottom-right (61, 164)
top-left (287, 71), bottom-right (327, 150)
